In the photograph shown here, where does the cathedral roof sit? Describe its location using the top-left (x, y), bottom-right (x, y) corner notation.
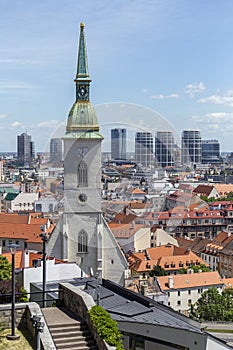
top-left (65, 23), bottom-right (103, 139)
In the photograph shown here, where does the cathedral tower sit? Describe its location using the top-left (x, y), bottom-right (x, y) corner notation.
top-left (63, 23), bottom-right (103, 275)
top-left (48, 23), bottom-right (128, 284)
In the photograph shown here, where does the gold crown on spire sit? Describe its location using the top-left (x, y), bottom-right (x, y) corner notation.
top-left (80, 22), bottom-right (85, 29)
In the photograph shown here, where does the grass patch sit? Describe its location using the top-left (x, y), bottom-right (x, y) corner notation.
top-left (206, 329), bottom-right (233, 333)
top-left (0, 328), bottom-right (33, 350)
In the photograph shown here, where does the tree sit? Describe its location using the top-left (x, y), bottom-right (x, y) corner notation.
top-left (179, 264), bottom-right (210, 274)
top-left (190, 287), bottom-right (233, 322)
top-left (0, 256), bottom-right (12, 280)
top-left (0, 280), bottom-right (28, 304)
top-left (149, 265), bottom-right (167, 277)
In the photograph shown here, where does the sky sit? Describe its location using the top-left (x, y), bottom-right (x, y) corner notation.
top-left (1, 0), bottom-right (233, 152)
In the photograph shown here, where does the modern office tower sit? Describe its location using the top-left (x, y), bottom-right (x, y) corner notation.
top-left (202, 139), bottom-right (220, 164)
top-left (135, 132), bottom-right (154, 167)
top-left (181, 130), bottom-right (202, 165)
top-left (111, 128), bottom-right (126, 159)
top-left (50, 138), bottom-right (63, 163)
top-left (17, 132), bottom-right (35, 166)
top-left (155, 131), bottom-right (175, 167)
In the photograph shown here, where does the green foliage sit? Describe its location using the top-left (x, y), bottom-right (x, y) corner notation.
top-left (88, 305), bottom-right (123, 350)
top-left (149, 265), bottom-right (167, 277)
top-left (0, 281), bottom-right (28, 304)
top-left (190, 287), bottom-right (233, 322)
top-left (19, 286), bottom-right (28, 302)
top-left (179, 264), bottom-right (209, 274)
top-left (0, 256), bottom-right (12, 280)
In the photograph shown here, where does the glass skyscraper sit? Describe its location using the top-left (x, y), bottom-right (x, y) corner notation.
top-left (111, 128), bottom-right (126, 159)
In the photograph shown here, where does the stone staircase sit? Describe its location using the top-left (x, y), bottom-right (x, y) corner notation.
top-left (42, 307), bottom-right (97, 350)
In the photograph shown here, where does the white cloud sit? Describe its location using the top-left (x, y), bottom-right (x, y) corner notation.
top-left (0, 80), bottom-right (32, 90)
top-left (198, 90), bottom-right (233, 107)
top-left (36, 120), bottom-right (60, 128)
top-left (185, 82), bottom-right (205, 97)
top-left (192, 112), bottom-right (233, 134)
top-left (10, 121), bottom-right (22, 128)
top-left (151, 93), bottom-right (179, 100)
top-left (0, 114), bottom-right (7, 119)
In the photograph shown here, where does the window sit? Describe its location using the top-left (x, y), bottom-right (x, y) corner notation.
top-left (2, 240), bottom-right (5, 247)
top-left (167, 292), bottom-right (170, 297)
top-left (188, 299), bottom-right (192, 305)
top-left (78, 161), bottom-right (88, 187)
top-left (188, 289), bottom-right (191, 295)
top-left (178, 291), bottom-right (180, 296)
top-left (77, 230), bottom-right (88, 253)
top-left (177, 300), bottom-right (181, 305)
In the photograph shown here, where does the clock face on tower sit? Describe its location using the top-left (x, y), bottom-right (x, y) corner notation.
top-left (78, 86), bottom-right (87, 98)
top-left (79, 193), bottom-right (87, 203)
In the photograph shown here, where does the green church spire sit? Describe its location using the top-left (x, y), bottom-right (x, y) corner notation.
top-left (65, 22), bottom-right (103, 139)
top-left (76, 22), bottom-right (90, 81)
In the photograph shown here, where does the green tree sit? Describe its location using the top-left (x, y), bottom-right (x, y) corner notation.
top-left (179, 264), bottom-right (210, 274)
top-left (149, 265), bottom-right (167, 277)
top-left (0, 256), bottom-right (11, 280)
top-left (190, 287), bottom-right (225, 321)
top-left (179, 267), bottom-right (187, 274)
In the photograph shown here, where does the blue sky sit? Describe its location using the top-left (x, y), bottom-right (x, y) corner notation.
top-left (1, 0), bottom-right (233, 151)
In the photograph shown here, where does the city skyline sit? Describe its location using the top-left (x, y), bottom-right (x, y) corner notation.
top-left (1, 1), bottom-right (233, 151)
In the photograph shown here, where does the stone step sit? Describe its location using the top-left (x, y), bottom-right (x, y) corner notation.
top-left (50, 329), bottom-right (90, 338)
top-left (56, 345), bottom-right (97, 350)
top-left (42, 307), bottom-right (97, 350)
top-left (55, 339), bottom-right (96, 349)
top-left (55, 336), bottom-right (95, 344)
top-left (49, 323), bottom-right (86, 332)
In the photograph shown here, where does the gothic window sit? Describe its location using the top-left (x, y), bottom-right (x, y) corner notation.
top-left (78, 230), bottom-right (88, 253)
top-left (78, 161), bottom-right (88, 187)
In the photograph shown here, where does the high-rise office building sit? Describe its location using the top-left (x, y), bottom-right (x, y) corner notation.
top-left (155, 131), bottom-right (175, 167)
top-left (111, 128), bottom-right (126, 159)
top-left (202, 139), bottom-right (220, 164)
top-left (181, 130), bottom-right (202, 165)
top-left (50, 138), bottom-right (63, 163)
top-left (135, 132), bottom-right (153, 167)
top-left (17, 132), bottom-right (35, 166)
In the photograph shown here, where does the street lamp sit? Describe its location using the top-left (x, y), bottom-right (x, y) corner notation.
top-left (40, 226), bottom-right (48, 308)
top-left (6, 243), bottom-right (20, 341)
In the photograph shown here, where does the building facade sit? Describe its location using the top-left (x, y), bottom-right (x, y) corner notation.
top-left (154, 131), bottom-right (175, 167)
top-left (135, 132), bottom-right (153, 167)
top-left (181, 130), bottom-right (202, 166)
top-left (111, 128), bottom-right (126, 159)
top-left (202, 139), bottom-right (220, 164)
top-left (17, 132), bottom-right (35, 166)
top-left (50, 138), bottom-right (63, 163)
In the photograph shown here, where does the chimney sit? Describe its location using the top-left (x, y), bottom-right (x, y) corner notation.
top-left (141, 284), bottom-right (147, 296)
top-left (168, 276), bottom-right (174, 289)
top-left (23, 250), bottom-right (30, 268)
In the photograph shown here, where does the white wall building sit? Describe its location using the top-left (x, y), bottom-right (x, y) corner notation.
top-left (157, 271), bottom-right (225, 314)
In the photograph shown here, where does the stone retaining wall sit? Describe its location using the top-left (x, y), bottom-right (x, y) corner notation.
top-left (0, 302), bottom-right (56, 350)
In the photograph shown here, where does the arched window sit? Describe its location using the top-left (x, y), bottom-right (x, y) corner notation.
top-left (78, 230), bottom-right (88, 253)
top-left (78, 161), bottom-right (88, 187)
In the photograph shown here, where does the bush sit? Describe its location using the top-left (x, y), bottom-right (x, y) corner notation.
top-left (88, 305), bottom-right (123, 350)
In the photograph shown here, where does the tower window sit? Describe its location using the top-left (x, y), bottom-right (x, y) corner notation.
top-left (78, 230), bottom-right (88, 253)
top-left (78, 161), bottom-right (88, 187)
